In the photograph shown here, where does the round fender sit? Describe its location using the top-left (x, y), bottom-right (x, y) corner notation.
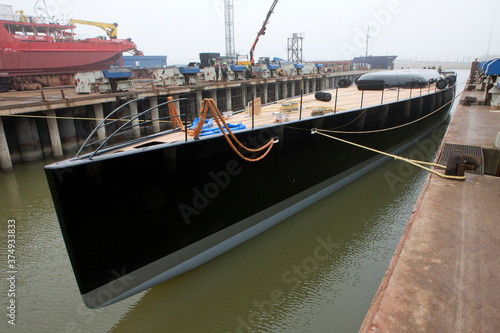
top-left (436, 79), bottom-right (448, 90)
top-left (315, 91), bottom-right (332, 102)
top-left (338, 78), bottom-right (352, 88)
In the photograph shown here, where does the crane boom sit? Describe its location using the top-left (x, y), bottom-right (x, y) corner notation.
top-left (249, 0), bottom-right (279, 64)
top-left (69, 19), bottom-right (118, 39)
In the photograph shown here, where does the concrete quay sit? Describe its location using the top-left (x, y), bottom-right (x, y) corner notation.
top-left (360, 83), bottom-right (500, 331)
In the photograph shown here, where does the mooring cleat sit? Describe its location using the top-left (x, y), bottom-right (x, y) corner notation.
top-left (445, 153), bottom-right (482, 177)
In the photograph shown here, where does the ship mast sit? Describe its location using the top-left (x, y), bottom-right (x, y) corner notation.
top-left (34, 0), bottom-right (53, 24)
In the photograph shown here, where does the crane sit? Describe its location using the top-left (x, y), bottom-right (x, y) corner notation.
top-left (68, 19), bottom-right (118, 39)
top-left (15, 10), bottom-right (27, 22)
top-left (249, 0), bottom-right (279, 65)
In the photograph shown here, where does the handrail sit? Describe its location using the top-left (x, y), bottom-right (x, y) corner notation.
top-left (82, 113), bottom-right (184, 149)
top-left (88, 98), bottom-right (187, 159)
top-left (76, 97), bottom-right (144, 157)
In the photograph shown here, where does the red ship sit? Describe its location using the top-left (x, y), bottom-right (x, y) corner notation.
top-left (0, 4), bottom-right (140, 90)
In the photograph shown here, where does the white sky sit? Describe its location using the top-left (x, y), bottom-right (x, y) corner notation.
top-left (3, 0), bottom-right (500, 64)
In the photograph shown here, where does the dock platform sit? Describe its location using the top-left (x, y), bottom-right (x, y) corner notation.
top-left (360, 87), bottom-right (500, 332)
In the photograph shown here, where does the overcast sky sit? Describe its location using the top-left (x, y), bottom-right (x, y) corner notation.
top-left (4, 0), bottom-right (500, 64)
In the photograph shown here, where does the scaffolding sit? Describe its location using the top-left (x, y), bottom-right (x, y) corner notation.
top-left (287, 33), bottom-right (304, 63)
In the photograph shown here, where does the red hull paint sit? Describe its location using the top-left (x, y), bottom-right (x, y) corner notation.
top-left (1, 49), bottom-right (129, 74)
top-left (0, 21), bottom-right (137, 74)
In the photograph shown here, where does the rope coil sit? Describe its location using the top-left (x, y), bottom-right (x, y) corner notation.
top-left (190, 98), bottom-right (274, 162)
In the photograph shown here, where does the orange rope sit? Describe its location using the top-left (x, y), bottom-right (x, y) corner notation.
top-left (206, 99), bottom-right (274, 153)
top-left (187, 99), bottom-right (209, 138)
top-left (206, 99), bottom-right (274, 162)
top-left (167, 96), bottom-right (185, 130)
top-left (190, 98), bottom-right (274, 162)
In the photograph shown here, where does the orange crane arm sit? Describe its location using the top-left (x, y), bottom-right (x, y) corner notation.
top-left (249, 0), bottom-right (279, 65)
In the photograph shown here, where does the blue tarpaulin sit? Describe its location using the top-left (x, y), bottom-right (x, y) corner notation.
top-left (189, 118), bottom-right (213, 130)
top-left (102, 70), bottom-right (132, 79)
top-left (479, 59), bottom-right (495, 71)
top-left (230, 65), bottom-right (245, 72)
top-left (179, 67), bottom-right (200, 74)
top-left (485, 59), bottom-right (500, 75)
top-left (189, 118), bottom-right (246, 136)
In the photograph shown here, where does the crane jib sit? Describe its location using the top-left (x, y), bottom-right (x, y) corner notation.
top-left (249, 0), bottom-right (279, 64)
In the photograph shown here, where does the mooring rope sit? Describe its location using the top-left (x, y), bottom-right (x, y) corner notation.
top-left (312, 129), bottom-right (466, 180)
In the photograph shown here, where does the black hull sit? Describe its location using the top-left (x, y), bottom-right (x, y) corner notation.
top-left (45, 86), bottom-right (455, 308)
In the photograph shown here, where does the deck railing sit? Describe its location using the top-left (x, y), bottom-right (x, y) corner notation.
top-left (76, 97), bottom-right (188, 159)
top-left (75, 76), bottom-right (456, 159)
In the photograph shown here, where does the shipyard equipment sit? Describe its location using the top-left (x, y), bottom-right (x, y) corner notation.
top-left (152, 68), bottom-right (185, 86)
top-left (74, 69), bottom-right (133, 94)
top-left (480, 58), bottom-right (500, 107)
top-left (230, 65), bottom-right (246, 80)
top-left (152, 67), bottom-right (201, 86)
top-left (490, 77), bottom-right (500, 108)
top-left (302, 63), bottom-right (323, 75)
top-left (69, 19), bottom-right (118, 39)
top-left (179, 67), bottom-right (201, 85)
top-left (202, 67), bottom-right (217, 82)
top-left (260, 63), bottom-right (279, 78)
top-left (202, 65), bottom-right (245, 81)
top-left (280, 62), bottom-right (301, 76)
top-left (249, 0), bottom-right (279, 65)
